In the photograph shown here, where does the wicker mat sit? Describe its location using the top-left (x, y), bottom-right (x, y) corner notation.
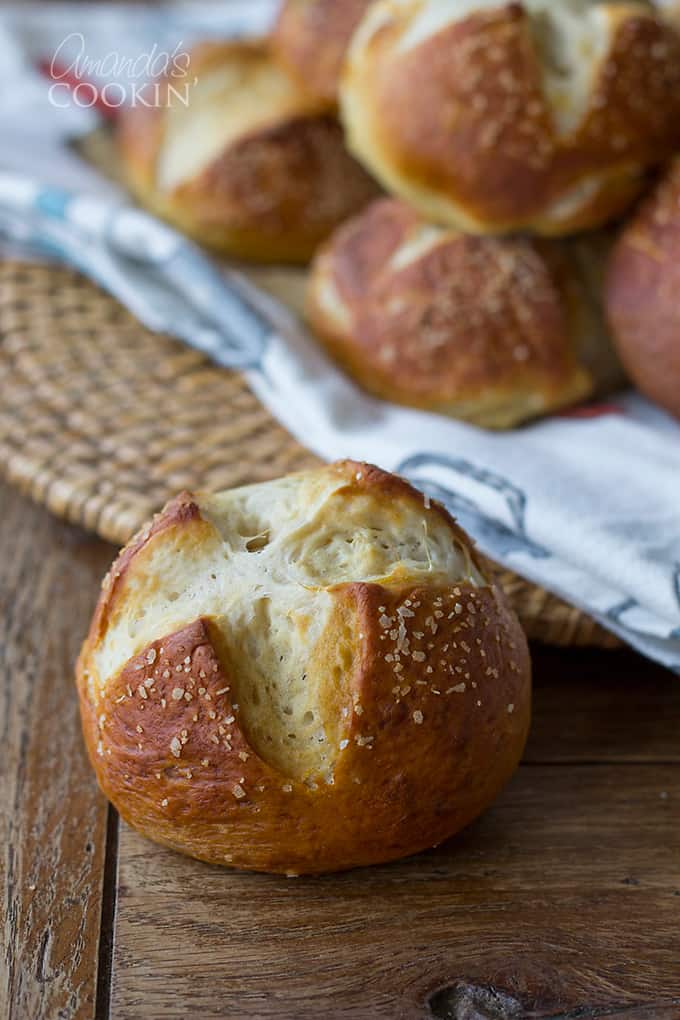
top-left (0, 257), bottom-right (620, 648)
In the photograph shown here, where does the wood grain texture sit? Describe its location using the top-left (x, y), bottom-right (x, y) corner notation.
top-left (0, 481), bottom-right (114, 1020)
top-left (110, 762), bottom-right (680, 1020)
top-left (526, 645), bottom-right (680, 763)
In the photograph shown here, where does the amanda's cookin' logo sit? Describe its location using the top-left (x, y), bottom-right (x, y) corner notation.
top-left (48, 32), bottom-right (196, 109)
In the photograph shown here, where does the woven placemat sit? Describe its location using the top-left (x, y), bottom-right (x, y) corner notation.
top-left (0, 257), bottom-right (621, 648)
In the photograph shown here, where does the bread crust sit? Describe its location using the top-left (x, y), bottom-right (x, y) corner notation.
top-left (272, 0), bottom-right (373, 106)
top-left (340, 1), bottom-right (680, 235)
top-left (307, 198), bottom-right (619, 428)
top-left (117, 40), bottom-right (378, 263)
top-left (77, 461), bottom-right (531, 874)
top-left (605, 159), bottom-right (680, 421)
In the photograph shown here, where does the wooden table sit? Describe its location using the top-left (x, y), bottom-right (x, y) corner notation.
top-left (1, 477), bottom-right (679, 1020)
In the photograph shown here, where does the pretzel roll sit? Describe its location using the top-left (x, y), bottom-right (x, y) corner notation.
top-left (307, 198), bottom-right (620, 428)
top-left (340, 0), bottom-right (680, 236)
top-left (77, 462), bottom-right (531, 875)
top-left (118, 40), bottom-right (378, 263)
top-left (605, 160), bottom-right (680, 421)
top-left (272, 0), bottom-right (374, 106)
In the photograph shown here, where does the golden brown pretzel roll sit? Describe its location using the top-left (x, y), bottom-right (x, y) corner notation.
top-left (307, 198), bottom-right (621, 428)
top-left (272, 0), bottom-right (374, 105)
top-left (340, 0), bottom-right (680, 236)
top-left (117, 40), bottom-right (378, 263)
top-left (77, 461), bottom-right (531, 875)
top-left (605, 160), bottom-right (680, 421)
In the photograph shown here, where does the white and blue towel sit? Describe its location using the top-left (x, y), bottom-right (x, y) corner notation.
top-left (0, 3), bottom-right (679, 671)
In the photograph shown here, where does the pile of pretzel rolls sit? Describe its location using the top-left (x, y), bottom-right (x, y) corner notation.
top-left (117, 0), bottom-right (680, 424)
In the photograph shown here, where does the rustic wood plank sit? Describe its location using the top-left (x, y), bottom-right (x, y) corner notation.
top-left (526, 645), bottom-right (680, 763)
top-left (0, 482), bottom-right (115, 1020)
top-left (110, 761), bottom-right (679, 1020)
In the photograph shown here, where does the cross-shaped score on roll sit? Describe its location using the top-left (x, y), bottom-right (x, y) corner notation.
top-left (340, 0), bottom-right (680, 236)
top-left (117, 40), bottom-right (379, 264)
top-left (77, 462), bottom-right (530, 875)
